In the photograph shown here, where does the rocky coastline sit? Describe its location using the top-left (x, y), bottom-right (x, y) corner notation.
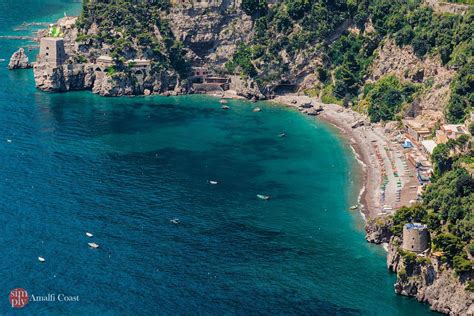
top-left (6, 5), bottom-right (473, 315)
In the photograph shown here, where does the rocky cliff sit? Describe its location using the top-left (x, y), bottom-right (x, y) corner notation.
top-left (387, 236), bottom-right (474, 315)
top-left (8, 48), bottom-right (32, 70)
top-left (369, 39), bottom-right (455, 126)
top-left (366, 222), bottom-right (474, 315)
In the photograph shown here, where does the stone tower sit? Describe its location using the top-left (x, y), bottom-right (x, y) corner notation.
top-left (402, 223), bottom-right (430, 253)
top-left (39, 37), bottom-right (67, 67)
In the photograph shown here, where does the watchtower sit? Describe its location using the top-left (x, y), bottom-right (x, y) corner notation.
top-left (39, 37), bottom-right (67, 67)
top-left (402, 223), bottom-right (430, 253)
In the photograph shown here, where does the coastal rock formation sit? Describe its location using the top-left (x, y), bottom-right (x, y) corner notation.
top-left (168, 5), bottom-right (253, 66)
top-left (388, 237), bottom-right (474, 315)
top-left (34, 60), bottom-right (95, 92)
top-left (8, 48), bottom-right (32, 69)
top-left (365, 217), bottom-right (393, 244)
top-left (369, 40), bottom-right (455, 125)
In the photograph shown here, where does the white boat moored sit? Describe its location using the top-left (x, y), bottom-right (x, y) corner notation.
top-left (38, 256), bottom-right (46, 262)
top-left (88, 242), bottom-right (99, 249)
top-left (170, 218), bottom-right (180, 225)
top-left (86, 232), bottom-right (93, 238)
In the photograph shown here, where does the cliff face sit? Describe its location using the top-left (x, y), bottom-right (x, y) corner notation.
top-left (366, 226), bottom-right (474, 315)
top-left (369, 39), bottom-right (455, 126)
top-left (168, 5), bottom-right (253, 66)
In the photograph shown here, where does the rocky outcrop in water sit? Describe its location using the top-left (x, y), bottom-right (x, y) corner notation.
top-left (8, 48), bottom-right (32, 70)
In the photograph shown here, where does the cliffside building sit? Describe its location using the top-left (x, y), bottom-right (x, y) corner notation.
top-left (189, 67), bottom-right (230, 92)
top-left (435, 124), bottom-right (469, 144)
top-left (402, 119), bottom-right (431, 143)
top-left (402, 223), bottom-right (430, 253)
top-left (39, 37), bottom-right (67, 67)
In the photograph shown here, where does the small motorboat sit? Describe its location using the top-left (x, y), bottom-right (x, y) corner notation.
top-left (6, 139), bottom-right (12, 143)
top-left (86, 232), bottom-right (93, 238)
top-left (257, 194), bottom-right (270, 200)
top-left (38, 257), bottom-right (46, 263)
top-left (253, 107), bottom-right (261, 112)
top-left (88, 242), bottom-right (99, 249)
top-left (170, 218), bottom-right (180, 225)
top-left (349, 205), bottom-right (358, 210)
top-left (219, 99), bottom-right (228, 104)
top-left (221, 105), bottom-right (230, 110)
top-left (278, 133), bottom-right (286, 138)
top-left (209, 180), bottom-right (218, 185)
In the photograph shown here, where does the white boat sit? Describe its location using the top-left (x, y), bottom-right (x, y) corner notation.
top-left (88, 242), bottom-right (99, 249)
top-left (253, 107), bottom-right (261, 112)
top-left (257, 194), bottom-right (270, 200)
top-left (221, 105), bottom-right (230, 110)
top-left (38, 256), bottom-right (45, 262)
top-left (219, 99), bottom-right (228, 104)
top-left (86, 232), bottom-right (93, 238)
top-left (209, 180), bottom-right (218, 185)
top-left (278, 133), bottom-right (286, 138)
top-left (170, 218), bottom-right (180, 224)
top-left (349, 205), bottom-right (358, 210)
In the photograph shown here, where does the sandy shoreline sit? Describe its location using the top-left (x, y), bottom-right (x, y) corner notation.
top-left (270, 95), bottom-right (419, 221)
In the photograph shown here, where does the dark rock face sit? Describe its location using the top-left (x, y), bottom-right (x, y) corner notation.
top-left (386, 236), bottom-right (474, 315)
top-left (365, 217), bottom-right (393, 244)
top-left (8, 48), bottom-right (32, 70)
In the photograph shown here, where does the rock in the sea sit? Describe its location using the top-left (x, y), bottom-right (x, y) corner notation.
top-left (8, 48), bottom-right (32, 70)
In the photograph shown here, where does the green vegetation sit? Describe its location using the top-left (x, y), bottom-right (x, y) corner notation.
top-left (362, 75), bottom-right (418, 122)
top-left (390, 145), bottom-right (473, 272)
top-left (229, 0), bottom-right (473, 122)
top-left (76, 0), bottom-right (189, 77)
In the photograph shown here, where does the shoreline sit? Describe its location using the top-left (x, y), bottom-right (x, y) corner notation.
top-left (269, 95), bottom-right (419, 221)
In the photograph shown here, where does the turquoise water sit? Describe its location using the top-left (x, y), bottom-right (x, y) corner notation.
top-left (0, 1), bottom-right (433, 314)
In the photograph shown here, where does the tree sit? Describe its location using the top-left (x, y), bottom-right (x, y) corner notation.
top-left (433, 233), bottom-right (463, 260)
top-left (431, 143), bottom-right (453, 176)
top-left (241, 0), bottom-right (267, 17)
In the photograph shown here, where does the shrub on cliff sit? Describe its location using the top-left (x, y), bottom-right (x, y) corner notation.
top-left (363, 76), bottom-right (418, 123)
top-left (433, 233), bottom-right (464, 261)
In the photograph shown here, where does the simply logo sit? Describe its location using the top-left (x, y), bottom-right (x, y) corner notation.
top-left (9, 288), bottom-right (29, 308)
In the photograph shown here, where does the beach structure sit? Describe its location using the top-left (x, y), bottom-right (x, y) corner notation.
top-left (39, 37), bottom-right (67, 67)
top-left (402, 222), bottom-right (430, 253)
top-left (435, 124), bottom-right (469, 144)
top-left (402, 119), bottom-right (431, 143)
top-left (189, 67), bottom-right (230, 92)
top-left (421, 139), bottom-right (437, 155)
top-left (95, 55), bottom-right (114, 71)
top-left (403, 139), bottom-right (413, 148)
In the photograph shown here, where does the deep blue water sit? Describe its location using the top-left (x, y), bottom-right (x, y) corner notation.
top-left (0, 1), bottom-right (433, 315)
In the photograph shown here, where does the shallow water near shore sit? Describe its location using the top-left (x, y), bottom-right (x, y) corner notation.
top-left (0, 1), bottom-right (434, 314)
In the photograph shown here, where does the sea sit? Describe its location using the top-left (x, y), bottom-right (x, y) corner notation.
top-left (0, 1), bottom-right (433, 314)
